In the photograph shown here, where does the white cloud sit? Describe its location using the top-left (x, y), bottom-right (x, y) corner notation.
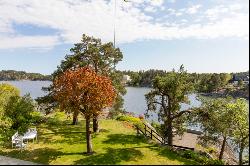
top-left (0, 0), bottom-right (248, 49)
top-left (0, 35), bottom-right (59, 49)
top-left (150, 0), bottom-right (164, 7)
top-left (186, 5), bottom-right (202, 14)
top-left (144, 6), bottom-right (157, 13)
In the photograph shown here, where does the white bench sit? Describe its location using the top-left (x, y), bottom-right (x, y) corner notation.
top-left (23, 128), bottom-right (37, 143)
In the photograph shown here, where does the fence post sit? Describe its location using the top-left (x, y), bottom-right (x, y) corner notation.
top-left (136, 126), bottom-right (139, 135)
top-left (144, 124), bottom-right (147, 136)
top-left (150, 130), bottom-right (153, 139)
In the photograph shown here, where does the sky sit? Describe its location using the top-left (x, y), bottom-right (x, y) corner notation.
top-left (0, 0), bottom-right (249, 75)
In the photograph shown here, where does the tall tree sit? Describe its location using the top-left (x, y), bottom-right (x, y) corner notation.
top-left (41, 34), bottom-right (124, 130)
top-left (230, 98), bottom-right (249, 165)
top-left (190, 97), bottom-right (237, 160)
top-left (145, 65), bottom-right (193, 146)
top-left (4, 94), bottom-right (36, 134)
top-left (0, 83), bottom-right (20, 136)
top-left (53, 67), bottom-right (116, 154)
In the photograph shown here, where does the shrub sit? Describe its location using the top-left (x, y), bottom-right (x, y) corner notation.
top-left (116, 114), bottom-right (144, 129)
top-left (181, 150), bottom-right (198, 159)
top-left (206, 147), bottom-right (217, 154)
top-left (176, 149), bottom-right (224, 165)
top-left (47, 111), bottom-right (65, 125)
top-left (151, 121), bottom-right (164, 136)
top-left (206, 159), bottom-right (224, 165)
top-left (30, 111), bottom-right (43, 124)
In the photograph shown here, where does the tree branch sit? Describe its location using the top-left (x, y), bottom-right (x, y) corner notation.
top-left (172, 109), bottom-right (192, 120)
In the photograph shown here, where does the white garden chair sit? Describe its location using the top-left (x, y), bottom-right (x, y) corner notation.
top-left (14, 136), bottom-right (26, 151)
top-left (11, 131), bottom-right (19, 148)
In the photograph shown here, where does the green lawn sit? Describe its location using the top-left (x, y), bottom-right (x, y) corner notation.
top-left (0, 112), bottom-right (198, 165)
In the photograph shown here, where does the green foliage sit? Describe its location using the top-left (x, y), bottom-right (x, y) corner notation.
top-left (177, 150), bottom-right (225, 165)
top-left (190, 97), bottom-right (236, 159)
top-left (206, 147), bottom-right (217, 154)
top-left (39, 34), bottom-right (126, 117)
top-left (0, 83), bottom-right (21, 140)
top-left (145, 65), bottom-right (194, 145)
top-left (150, 121), bottom-right (164, 136)
top-left (116, 114), bottom-right (144, 129)
top-left (181, 150), bottom-right (198, 159)
top-left (0, 70), bottom-right (51, 81)
top-left (46, 111), bottom-right (65, 126)
top-left (238, 80), bottom-right (244, 87)
top-left (123, 69), bottom-right (167, 87)
top-left (0, 83), bottom-right (20, 109)
top-left (229, 98), bottom-right (249, 165)
top-left (30, 111), bottom-right (44, 125)
top-left (190, 97), bottom-right (249, 163)
top-left (4, 94), bottom-right (36, 135)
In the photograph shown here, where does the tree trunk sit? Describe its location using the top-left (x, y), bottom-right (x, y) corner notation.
top-left (219, 136), bottom-right (227, 160)
top-left (72, 110), bottom-right (78, 125)
top-left (166, 120), bottom-right (173, 146)
top-left (93, 115), bottom-right (99, 133)
top-left (86, 115), bottom-right (93, 154)
top-left (239, 146), bottom-right (243, 165)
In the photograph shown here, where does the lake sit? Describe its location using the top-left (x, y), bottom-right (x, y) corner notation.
top-left (0, 81), bottom-right (201, 126)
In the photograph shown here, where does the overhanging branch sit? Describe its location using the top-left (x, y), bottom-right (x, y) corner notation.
top-left (172, 109), bottom-right (192, 120)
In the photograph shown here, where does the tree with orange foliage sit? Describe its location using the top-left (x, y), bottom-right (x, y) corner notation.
top-left (53, 67), bottom-right (116, 154)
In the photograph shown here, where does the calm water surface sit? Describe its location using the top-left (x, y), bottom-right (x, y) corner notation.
top-left (0, 81), bottom-right (201, 124)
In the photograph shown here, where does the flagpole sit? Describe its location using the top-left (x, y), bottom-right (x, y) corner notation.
top-left (113, 0), bottom-right (117, 48)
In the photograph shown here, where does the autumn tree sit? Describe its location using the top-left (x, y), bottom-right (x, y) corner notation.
top-left (39, 34), bottom-right (125, 131)
top-left (145, 65), bottom-right (193, 146)
top-left (53, 67), bottom-right (116, 154)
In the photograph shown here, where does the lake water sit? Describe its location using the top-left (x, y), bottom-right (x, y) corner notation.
top-left (0, 81), bottom-right (201, 126)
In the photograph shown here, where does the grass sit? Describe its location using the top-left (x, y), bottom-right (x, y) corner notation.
top-left (0, 112), bottom-right (198, 165)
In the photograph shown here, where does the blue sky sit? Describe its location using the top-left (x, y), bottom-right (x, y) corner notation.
top-left (0, 0), bottom-right (249, 75)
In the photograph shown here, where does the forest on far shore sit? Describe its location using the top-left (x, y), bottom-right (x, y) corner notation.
top-left (0, 70), bottom-right (52, 81)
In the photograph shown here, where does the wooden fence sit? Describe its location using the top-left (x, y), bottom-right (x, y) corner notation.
top-left (136, 122), bottom-right (195, 151)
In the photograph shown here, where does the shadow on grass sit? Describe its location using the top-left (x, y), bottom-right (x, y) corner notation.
top-left (38, 122), bottom-right (86, 145)
top-left (0, 147), bottom-right (64, 164)
top-left (148, 145), bottom-right (198, 165)
top-left (74, 147), bottom-right (143, 165)
top-left (102, 134), bottom-right (147, 145)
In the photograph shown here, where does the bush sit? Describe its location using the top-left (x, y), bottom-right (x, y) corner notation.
top-left (116, 114), bottom-right (144, 129)
top-left (180, 150), bottom-right (198, 159)
top-left (176, 150), bottom-right (224, 165)
top-left (206, 147), bottom-right (217, 154)
top-left (151, 121), bottom-right (164, 136)
top-left (47, 111), bottom-right (65, 125)
top-left (206, 159), bottom-right (224, 165)
top-left (30, 111), bottom-right (43, 124)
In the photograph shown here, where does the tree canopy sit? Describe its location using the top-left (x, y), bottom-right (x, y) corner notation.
top-left (145, 65), bottom-right (194, 146)
top-left (53, 67), bottom-right (116, 154)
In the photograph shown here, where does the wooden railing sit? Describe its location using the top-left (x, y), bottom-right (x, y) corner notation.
top-left (136, 122), bottom-right (194, 151)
